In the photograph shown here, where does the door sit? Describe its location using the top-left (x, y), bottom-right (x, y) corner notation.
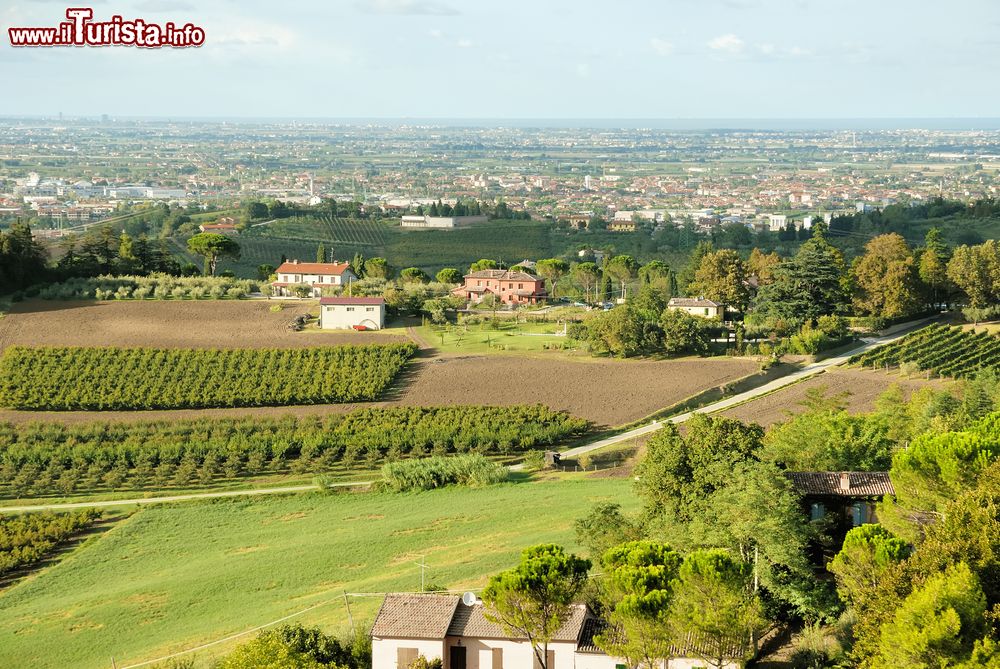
top-left (449, 645), bottom-right (467, 669)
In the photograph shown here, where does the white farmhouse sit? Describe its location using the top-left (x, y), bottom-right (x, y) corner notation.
top-left (271, 260), bottom-right (358, 298)
top-left (370, 593), bottom-right (749, 669)
top-left (666, 297), bottom-right (724, 319)
top-left (319, 296), bottom-right (385, 330)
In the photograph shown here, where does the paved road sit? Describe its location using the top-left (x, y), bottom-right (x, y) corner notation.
top-left (0, 480), bottom-right (374, 513)
top-left (559, 317), bottom-right (935, 459)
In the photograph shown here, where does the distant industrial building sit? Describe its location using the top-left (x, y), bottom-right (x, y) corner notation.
top-left (400, 214), bottom-right (489, 229)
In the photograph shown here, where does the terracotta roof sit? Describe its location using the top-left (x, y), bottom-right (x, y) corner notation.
top-left (447, 601), bottom-right (588, 642)
top-left (464, 269), bottom-right (541, 281)
top-left (577, 618), bottom-right (753, 660)
top-left (786, 471), bottom-right (894, 497)
top-left (371, 594), bottom-right (459, 640)
top-left (276, 261), bottom-right (352, 275)
top-left (668, 297), bottom-right (722, 308)
top-left (319, 296), bottom-right (385, 306)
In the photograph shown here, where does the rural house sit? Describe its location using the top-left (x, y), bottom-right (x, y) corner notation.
top-left (370, 593), bottom-right (748, 669)
top-left (786, 471), bottom-right (895, 555)
top-left (452, 269), bottom-right (547, 306)
top-left (319, 296), bottom-right (385, 330)
top-left (270, 260), bottom-right (358, 297)
top-left (666, 297), bottom-right (724, 319)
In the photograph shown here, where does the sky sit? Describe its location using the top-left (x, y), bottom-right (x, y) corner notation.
top-left (1, 0), bottom-right (999, 120)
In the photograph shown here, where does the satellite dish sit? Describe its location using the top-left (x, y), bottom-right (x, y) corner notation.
top-left (462, 592), bottom-right (477, 607)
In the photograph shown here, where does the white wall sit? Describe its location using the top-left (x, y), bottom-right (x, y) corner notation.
top-left (443, 637), bottom-right (578, 669)
top-left (320, 303), bottom-right (384, 330)
top-left (372, 637), bottom-right (444, 669)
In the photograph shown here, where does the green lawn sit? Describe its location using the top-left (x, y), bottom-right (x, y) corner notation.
top-left (417, 320), bottom-right (578, 354)
top-left (0, 476), bottom-right (632, 669)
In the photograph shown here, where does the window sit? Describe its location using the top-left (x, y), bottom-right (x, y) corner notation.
top-left (810, 502), bottom-right (825, 521)
top-left (704, 308), bottom-right (709, 315)
top-left (492, 648), bottom-right (503, 669)
top-left (346, 307), bottom-right (355, 312)
top-left (397, 648), bottom-right (418, 667)
top-left (519, 283), bottom-right (523, 289)
top-left (366, 307), bottom-right (374, 312)
top-left (851, 502), bottom-right (866, 527)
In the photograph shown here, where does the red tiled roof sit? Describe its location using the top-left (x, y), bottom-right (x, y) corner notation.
top-left (319, 296), bottom-right (385, 306)
top-left (276, 261), bottom-right (352, 275)
top-left (786, 471), bottom-right (894, 497)
top-left (464, 269), bottom-right (541, 281)
top-left (371, 594), bottom-right (458, 640)
top-left (447, 601), bottom-right (587, 642)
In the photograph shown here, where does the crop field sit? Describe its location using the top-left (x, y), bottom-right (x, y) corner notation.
top-left (0, 343), bottom-right (417, 410)
top-left (719, 368), bottom-right (952, 427)
top-left (850, 324), bottom-right (1000, 378)
top-left (0, 406), bottom-right (587, 497)
top-left (385, 220), bottom-right (554, 269)
top-left (0, 477), bottom-right (634, 669)
top-left (256, 215), bottom-right (390, 246)
top-left (0, 300), bottom-right (410, 351)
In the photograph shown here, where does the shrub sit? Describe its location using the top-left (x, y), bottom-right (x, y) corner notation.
top-left (378, 454), bottom-right (509, 492)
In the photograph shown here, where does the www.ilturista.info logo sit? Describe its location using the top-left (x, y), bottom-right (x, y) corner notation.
top-left (8, 7), bottom-right (205, 48)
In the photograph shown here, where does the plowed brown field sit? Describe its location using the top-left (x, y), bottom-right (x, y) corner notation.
top-left (0, 300), bottom-right (760, 426)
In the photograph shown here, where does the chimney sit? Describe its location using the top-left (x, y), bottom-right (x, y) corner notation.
top-left (839, 472), bottom-right (851, 492)
top-left (292, 259), bottom-right (299, 264)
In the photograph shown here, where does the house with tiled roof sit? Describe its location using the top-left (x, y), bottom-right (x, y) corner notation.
top-left (270, 259), bottom-right (358, 297)
top-left (370, 593), bottom-right (748, 669)
top-left (666, 297), bottom-right (724, 319)
top-left (786, 471), bottom-right (895, 550)
top-left (452, 269), bottom-right (547, 306)
top-left (319, 296), bottom-right (385, 330)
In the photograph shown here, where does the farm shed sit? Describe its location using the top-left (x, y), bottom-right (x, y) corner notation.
top-left (319, 296), bottom-right (385, 330)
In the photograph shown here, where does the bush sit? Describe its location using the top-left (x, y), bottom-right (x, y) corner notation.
top-left (33, 274), bottom-right (259, 301)
top-left (378, 454), bottom-right (509, 492)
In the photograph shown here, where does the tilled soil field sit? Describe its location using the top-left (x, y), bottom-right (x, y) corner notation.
top-left (0, 299), bottom-right (407, 350)
top-left (720, 367), bottom-right (953, 427)
top-left (0, 353), bottom-right (758, 427)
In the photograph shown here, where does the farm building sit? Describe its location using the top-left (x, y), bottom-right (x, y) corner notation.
top-left (270, 260), bottom-right (358, 297)
top-left (400, 214), bottom-right (489, 229)
top-left (371, 593), bottom-right (749, 669)
top-left (198, 220), bottom-right (238, 235)
top-left (666, 297), bottom-right (724, 319)
top-left (452, 269), bottom-right (547, 306)
top-left (318, 296), bottom-right (385, 330)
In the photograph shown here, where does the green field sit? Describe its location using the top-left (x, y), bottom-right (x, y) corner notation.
top-left (417, 321), bottom-right (577, 354)
top-left (0, 476), bottom-right (631, 668)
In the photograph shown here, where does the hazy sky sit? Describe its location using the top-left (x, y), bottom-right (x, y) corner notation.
top-left (2, 0), bottom-right (999, 119)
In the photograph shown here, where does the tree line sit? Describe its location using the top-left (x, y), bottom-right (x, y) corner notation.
top-left (0, 510), bottom-right (99, 577)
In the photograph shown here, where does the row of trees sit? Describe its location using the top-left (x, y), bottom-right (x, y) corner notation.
top-left (0, 406), bottom-right (588, 496)
top-left (0, 510), bottom-right (99, 577)
top-left (29, 274), bottom-right (259, 301)
top-left (0, 343), bottom-right (418, 411)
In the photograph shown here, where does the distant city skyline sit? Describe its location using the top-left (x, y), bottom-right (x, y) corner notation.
top-left (2, 0), bottom-right (999, 119)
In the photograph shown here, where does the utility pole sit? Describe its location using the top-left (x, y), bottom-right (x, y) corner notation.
top-left (343, 591), bottom-right (356, 637)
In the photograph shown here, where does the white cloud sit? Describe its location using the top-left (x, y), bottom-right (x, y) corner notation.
top-left (707, 33), bottom-right (745, 54)
top-left (428, 28), bottom-right (444, 38)
top-left (456, 38), bottom-right (473, 48)
top-left (355, 0), bottom-right (460, 16)
top-left (135, 0), bottom-right (195, 10)
top-left (212, 24), bottom-right (297, 50)
top-left (650, 38), bottom-right (674, 57)
top-left (576, 63), bottom-right (591, 78)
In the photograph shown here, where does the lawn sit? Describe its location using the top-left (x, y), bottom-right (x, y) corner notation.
top-left (416, 320), bottom-right (577, 354)
top-left (0, 476), bottom-right (633, 669)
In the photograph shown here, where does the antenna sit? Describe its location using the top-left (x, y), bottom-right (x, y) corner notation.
top-left (462, 592), bottom-right (477, 607)
top-left (412, 556), bottom-right (428, 591)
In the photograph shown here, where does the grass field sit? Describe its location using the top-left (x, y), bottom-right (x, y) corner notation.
top-left (417, 320), bottom-right (574, 354)
top-left (0, 476), bottom-right (632, 669)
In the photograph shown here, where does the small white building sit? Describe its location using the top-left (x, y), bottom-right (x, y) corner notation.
top-left (271, 260), bottom-right (358, 298)
top-left (370, 593), bottom-right (748, 669)
top-left (319, 296), bottom-right (385, 330)
top-left (400, 215), bottom-right (489, 229)
top-left (667, 297), bottom-right (724, 319)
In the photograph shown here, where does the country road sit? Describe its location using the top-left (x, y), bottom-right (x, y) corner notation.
top-left (559, 317), bottom-right (936, 459)
top-left (0, 480), bottom-right (374, 513)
